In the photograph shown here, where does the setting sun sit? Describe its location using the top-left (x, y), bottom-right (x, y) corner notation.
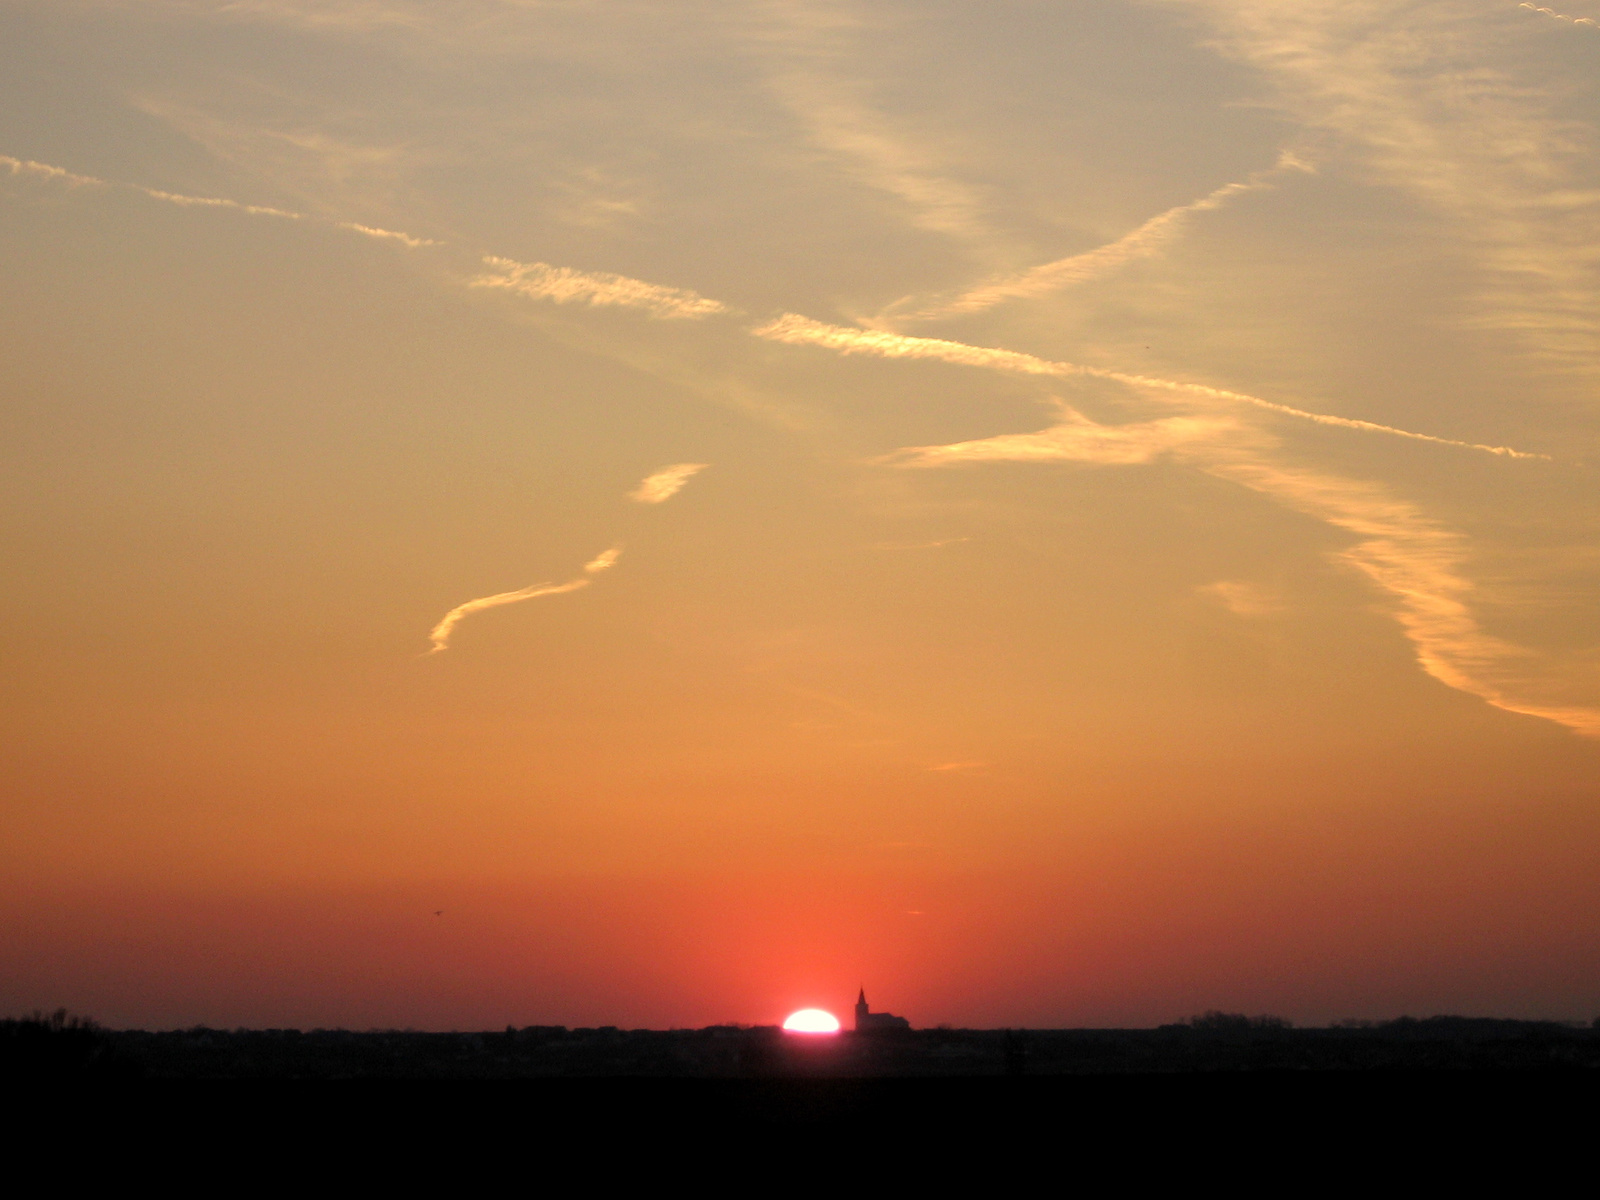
top-left (782, 1009), bottom-right (841, 1035)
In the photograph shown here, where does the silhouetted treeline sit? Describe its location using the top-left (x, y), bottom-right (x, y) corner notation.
top-left (0, 1010), bottom-right (139, 1079)
top-left (7, 1014), bottom-right (1598, 1080)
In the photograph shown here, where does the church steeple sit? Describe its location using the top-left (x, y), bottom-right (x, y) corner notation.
top-left (853, 988), bottom-right (911, 1033)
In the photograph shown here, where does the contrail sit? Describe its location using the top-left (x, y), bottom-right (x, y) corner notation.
top-left (751, 314), bottom-right (1547, 459)
top-left (426, 545), bottom-right (623, 655)
top-left (1519, 3), bottom-right (1599, 28)
top-left (889, 153), bottom-right (1312, 323)
top-left (3, 155), bottom-right (105, 187)
top-left (3, 154), bottom-right (437, 246)
top-left (140, 187), bottom-right (302, 220)
top-left (337, 222), bottom-right (439, 247)
top-left (472, 257), bottom-right (729, 320)
top-left (630, 463), bottom-right (709, 503)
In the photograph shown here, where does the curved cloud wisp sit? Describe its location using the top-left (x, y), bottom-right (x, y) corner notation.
top-left (630, 463), bottom-right (709, 504)
top-left (426, 545), bottom-right (623, 655)
top-left (890, 407), bottom-right (1600, 738)
top-left (425, 578), bottom-right (591, 655)
top-left (423, 459), bottom-right (708, 656)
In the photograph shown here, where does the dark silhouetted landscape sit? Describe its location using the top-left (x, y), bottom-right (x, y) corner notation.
top-left (9, 1010), bottom-right (1600, 1081)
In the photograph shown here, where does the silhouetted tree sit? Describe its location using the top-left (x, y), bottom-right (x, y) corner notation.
top-left (0, 1010), bottom-right (135, 1079)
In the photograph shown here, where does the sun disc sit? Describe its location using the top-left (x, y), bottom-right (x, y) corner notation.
top-left (782, 1008), bottom-right (841, 1034)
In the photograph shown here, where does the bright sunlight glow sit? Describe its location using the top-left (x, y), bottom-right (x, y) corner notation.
top-left (782, 1008), bottom-right (841, 1034)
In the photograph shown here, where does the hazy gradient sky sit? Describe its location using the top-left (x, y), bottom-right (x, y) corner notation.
top-left (3, 0), bottom-right (1600, 1030)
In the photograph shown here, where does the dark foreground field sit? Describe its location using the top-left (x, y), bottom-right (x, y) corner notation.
top-left (7, 1016), bottom-right (1597, 1170)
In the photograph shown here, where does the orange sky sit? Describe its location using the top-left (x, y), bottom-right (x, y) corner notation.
top-left (3, 0), bottom-right (1599, 1028)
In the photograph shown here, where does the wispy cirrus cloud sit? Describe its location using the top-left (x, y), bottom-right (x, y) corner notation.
top-left (887, 153), bottom-right (1314, 323)
top-left (630, 463), bottom-right (709, 504)
top-left (751, 313), bottom-right (1544, 458)
top-left (768, 71), bottom-right (996, 245)
top-left (1175, 0), bottom-right (1600, 380)
top-left (1199, 580), bottom-right (1284, 619)
top-left (890, 406), bottom-right (1600, 737)
top-left (583, 546), bottom-right (623, 574)
top-left (738, 0), bottom-right (1001, 249)
top-left (426, 545), bottom-right (622, 655)
top-left (472, 257), bottom-right (729, 320)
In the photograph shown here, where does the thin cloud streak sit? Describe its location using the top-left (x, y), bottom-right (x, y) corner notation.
top-left (752, 313), bottom-right (1545, 458)
top-left (472, 257), bottom-right (729, 320)
top-left (890, 153), bottom-right (1313, 323)
top-left (630, 463), bottom-right (710, 504)
top-left (1519, 3), bottom-right (1599, 29)
top-left (890, 408), bottom-right (1600, 737)
top-left (338, 222), bottom-right (439, 247)
top-left (2, 156), bottom-right (103, 187)
top-left (3, 153), bottom-right (436, 245)
top-left (142, 188), bottom-right (302, 220)
top-left (881, 404), bottom-right (1248, 468)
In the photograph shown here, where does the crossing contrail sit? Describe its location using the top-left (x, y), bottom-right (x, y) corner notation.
top-left (751, 314), bottom-right (1546, 459)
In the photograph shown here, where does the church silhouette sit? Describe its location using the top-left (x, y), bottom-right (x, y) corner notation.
top-left (854, 988), bottom-right (911, 1032)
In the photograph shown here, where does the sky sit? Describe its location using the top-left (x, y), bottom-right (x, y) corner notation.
top-left (2, 0), bottom-right (1599, 1030)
